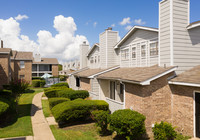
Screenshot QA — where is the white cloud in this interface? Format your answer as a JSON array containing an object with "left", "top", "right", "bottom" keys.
[
  {"left": 93, "top": 22, "right": 97, "bottom": 27},
  {"left": 125, "top": 25, "right": 132, "bottom": 31},
  {"left": 15, "top": 14, "right": 29, "bottom": 21},
  {"left": 134, "top": 19, "right": 146, "bottom": 25},
  {"left": 0, "top": 15, "right": 89, "bottom": 62},
  {"left": 111, "top": 24, "right": 115, "bottom": 27},
  {"left": 119, "top": 17, "right": 131, "bottom": 25}
]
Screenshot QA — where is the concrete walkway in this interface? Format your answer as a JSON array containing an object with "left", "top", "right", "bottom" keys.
[{"left": 31, "top": 92, "right": 55, "bottom": 140}]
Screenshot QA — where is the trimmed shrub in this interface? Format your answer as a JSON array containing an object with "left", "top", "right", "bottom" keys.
[
  {"left": 108, "top": 109, "right": 146, "bottom": 139},
  {"left": 175, "top": 133, "right": 190, "bottom": 140},
  {"left": 32, "top": 77, "right": 44, "bottom": 80},
  {"left": 32, "top": 80, "right": 40, "bottom": 87},
  {"left": 40, "top": 80, "right": 46, "bottom": 87},
  {"left": 0, "top": 98, "right": 10, "bottom": 116},
  {"left": 59, "top": 75, "right": 67, "bottom": 81},
  {"left": 49, "top": 98, "right": 70, "bottom": 109},
  {"left": 56, "top": 90, "right": 89, "bottom": 100},
  {"left": 45, "top": 89, "right": 61, "bottom": 98},
  {"left": 52, "top": 100, "right": 109, "bottom": 124},
  {"left": 51, "top": 82, "right": 69, "bottom": 88},
  {"left": 91, "top": 110, "right": 109, "bottom": 134},
  {"left": 152, "top": 121, "right": 177, "bottom": 140}
]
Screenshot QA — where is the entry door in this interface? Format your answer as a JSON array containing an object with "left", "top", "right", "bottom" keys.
[{"left": 196, "top": 93, "right": 200, "bottom": 138}]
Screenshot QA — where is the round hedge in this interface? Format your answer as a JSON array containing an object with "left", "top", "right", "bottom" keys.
[
  {"left": 56, "top": 90, "right": 89, "bottom": 100},
  {"left": 0, "top": 98, "right": 10, "bottom": 116},
  {"left": 48, "top": 98, "right": 70, "bottom": 109},
  {"left": 108, "top": 109, "right": 146, "bottom": 139},
  {"left": 51, "top": 82, "right": 69, "bottom": 88}
]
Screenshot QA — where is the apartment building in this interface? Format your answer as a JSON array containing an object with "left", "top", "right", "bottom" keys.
[{"left": 69, "top": 0, "right": 200, "bottom": 138}]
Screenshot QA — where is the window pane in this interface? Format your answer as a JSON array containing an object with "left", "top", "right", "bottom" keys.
[
  {"left": 141, "top": 45, "right": 146, "bottom": 58},
  {"left": 132, "top": 47, "right": 136, "bottom": 58},
  {"left": 20, "top": 61, "right": 25, "bottom": 68},
  {"left": 150, "top": 42, "right": 158, "bottom": 56}
]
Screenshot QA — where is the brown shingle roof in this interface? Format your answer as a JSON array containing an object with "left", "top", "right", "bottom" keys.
[
  {"left": 0, "top": 48, "right": 12, "bottom": 53},
  {"left": 171, "top": 65, "right": 200, "bottom": 84},
  {"left": 33, "top": 58, "right": 58, "bottom": 64},
  {"left": 98, "top": 65, "right": 176, "bottom": 84},
  {"left": 11, "top": 51, "right": 33, "bottom": 60}
]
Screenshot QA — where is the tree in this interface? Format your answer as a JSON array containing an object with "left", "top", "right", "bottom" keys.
[{"left": 58, "top": 64, "right": 62, "bottom": 71}]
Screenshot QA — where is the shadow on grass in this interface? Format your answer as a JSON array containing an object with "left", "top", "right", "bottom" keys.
[
  {"left": 59, "top": 119, "right": 95, "bottom": 128},
  {"left": 23, "top": 89, "right": 35, "bottom": 94}
]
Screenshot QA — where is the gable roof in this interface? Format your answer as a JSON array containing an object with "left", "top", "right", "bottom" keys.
[
  {"left": 169, "top": 65, "right": 200, "bottom": 87},
  {"left": 187, "top": 20, "right": 200, "bottom": 30},
  {"left": 33, "top": 58, "right": 58, "bottom": 64},
  {"left": 97, "top": 65, "right": 177, "bottom": 85},
  {"left": 74, "top": 66, "right": 119, "bottom": 78},
  {"left": 114, "top": 26, "right": 158, "bottom": 49},
  {"left": 68, "top": 67, "right": 89, "bottom": 76},
  {"left": 0, "top": 48, "right": 12, "bottom": 54},
  {"left": 86, "top": 43, "right": 99, "bottom": 57},
  {"left": 11, "top": 51, "right": 33, "bottom": 60}
]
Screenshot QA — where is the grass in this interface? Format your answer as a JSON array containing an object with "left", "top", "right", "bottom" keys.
[
  {"left": 50, "top": 123, "right": 112, "bottom": 140},
  {"left": 42, "top": 99, "right": 52, "bottom": 117},
  {"left": 0, "top": 88, "right": 43, "bottom": 138}
]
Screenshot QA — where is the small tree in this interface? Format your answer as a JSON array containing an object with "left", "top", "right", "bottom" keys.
[{"left": 9, "top": 79, "right": 29, "bottom": 104}]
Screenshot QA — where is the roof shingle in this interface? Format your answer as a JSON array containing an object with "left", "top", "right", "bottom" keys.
[
  {"left": 11, "top": 51, "right": 33, "bottom": 60},
  {"left": 33, "top": 58, "right": 58, "bottom": 64}
]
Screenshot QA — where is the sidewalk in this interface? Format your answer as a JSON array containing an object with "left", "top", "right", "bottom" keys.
[{"left": 31, "top": 92, "right": 55, "bottom": 140}]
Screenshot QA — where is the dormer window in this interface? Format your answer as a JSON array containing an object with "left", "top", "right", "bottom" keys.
[
  {"left": 141, "top": 44, "right": 146, "bottom": 58},
  {"left": 121, "top": 48, "right": 129, "bottom": 60},
  {"left": 150, "top": 42, "right": 158, "bottom": 56},
  {"left": 90, "top": 57, "right": 94, "bottom": 63},
  {"left": 132, "top": 47, "right": 136, "bottom": 59}
]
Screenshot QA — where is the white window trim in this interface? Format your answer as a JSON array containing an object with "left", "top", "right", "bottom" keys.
[
  {"left": 149, "top": 41, "right": 159, "bottom": 57},
  {"left": 121, "top": 47, "right": 129, "bottom": 61}
]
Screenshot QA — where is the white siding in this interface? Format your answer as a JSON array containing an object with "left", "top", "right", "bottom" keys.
[
  {"left": 119, "top": 30, "right": 158, "bottom": 68},
  {"left": 80, "top": 43, "right": 89, "bottom": 69},
  {"left": 100, "top": 32, "right": 107, "bottom": 68},
  {"left": 88, "top": 47, "right": 100, "bottom": 69}
]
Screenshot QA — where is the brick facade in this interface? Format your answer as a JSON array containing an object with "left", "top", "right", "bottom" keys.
[
  {"left": 52, "top": 64, "right": 58, "bottom": 77},
  {"left": 0, "top": 54, "right": 11, "bottom": 88},
  {"left": 80, "top": 77, "right": 91, "bottom": 91}
]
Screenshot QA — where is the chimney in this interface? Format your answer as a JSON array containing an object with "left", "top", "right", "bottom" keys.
[
  {"left": 1, "top": 40, "right": 3, "bottom": 48},
  {"left": 79, "top": 42, "right": 89, "bottom": 69},
  {"left": 105, "top": 27, "right": 112, "bottom": 31},
  {"left": 34, "top": 54, "right": 41, "bottom": 62}
]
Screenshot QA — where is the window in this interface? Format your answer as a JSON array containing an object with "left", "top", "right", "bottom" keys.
[
  {"left": 150, "top": 42, "right": 158, "bottom": 56},
  {"left": 95, "top": 56, "right": 97, "bottom": 63},
  {"left": 110, "top": 81, "right": 115, "bottom": 100},
  {"left": 120, "top": 83, "right": 124, "bottom": 95},
  {"left": 90, "top": 57, "right": 94, "bottom": 63},
  {"left": 19, "top": 75, "right": 25, "bottom": 79},
  {"left": 98, "top": 55, "right": 100, "bottom": 62},
  {"left": 20, "top": 61, "right": 25, "bottom": 68},
  {"left": 141, "top": 45, "right": 146, "bottom": 58},
  {"left": 76, "top": 77, "right": 80, "bottom": 87},
  {"left": 132, "top": 47, "right": 136, "bottom": 59},
  {"left": 121, "top": 49, "right": 129, "bottom": 60}
]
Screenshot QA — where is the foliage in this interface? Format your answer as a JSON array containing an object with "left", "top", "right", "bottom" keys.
[
  {"left": 0, "top": 98, "right": 10, "bottom": 116},
  {"left": 40, "top": 80, "right": 46, "bottom": 88},
  {"left": 56, "top": 89, "right": 89, "bottom": 100},
  {"left": 9, "top": 79, "right": 29, "bottom": 103},
  {"left": 152, "top": 121, "right": 177, "bottom": 140},
  {"left": 51, "top": 100, "right": 109, "bottom": 124},
  {"left": 59, "top": 75, "right": 67, "bottom": 81},
  {"left": 44, "top": 88, "right": 62, "bottom": 98},
  {"left": 175, "top": 133, "right": 191, "bottom": 140},
  {"left": 49, "top": 98, "right": 70, "bottom": 109},
  {"left": 91, "top": 110, "right": 109, "bottom": 134},
  {"left": 108, "top": 109, "right": 146, "bottom": 140},
  {"left": 51, "top": 82, "right": 69, "bottom": 88},
  {"left": 32, "top": 77, "right": 44, "bottom": 80},
  {"left": 32, "top": 80, "right": 40, "bottom": 87},
  {"left": 42, "top": 100, "right": 51, "bottom": 118},
  {"left": 58, "top": 64, "right": 62, "bottom": 71}
]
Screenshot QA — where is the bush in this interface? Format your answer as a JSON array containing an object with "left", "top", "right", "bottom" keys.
[
  {"left": 45, "top": 89, "right": 62, "bottom": 98},
  {"left": 49, "top": 98, "right": 70, "bottom": 109},
  {"left": 52, "top": 100, "right": 109, "bottom": 124},
  {"left": 32, "top": 80, "right": 40, "bottom": 87},
  {"left": 175, "top": 133, "right": 190, "bottom": 140},
  {"left": 152, "top": 121, "right": 177, "bottom": 140},
  {"left": 91, "top": 110, "right": 109, "bottom": 134},
  {"left": 56, "top": 90, "right": 89, "bottom": 100},
  {"left": 108, "top": 109, "right": 146, "bottom": 139},
  {"left": 51, "top": 82, "right": 69, "bottom": 88},
  {"left": 40, "top": 80, "right": 46, "bottom": 87},
  {"left": 0, "top": 98, "right": 10, "bottom": 116},
  {"left": 59, "top": 75, "right": 67, "bottom": 81}
]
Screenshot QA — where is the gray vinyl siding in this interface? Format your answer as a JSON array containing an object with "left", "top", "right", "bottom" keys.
[
  {"left": 88, "top": 47, "right": 100, "bottom": 69},
  {"left": 159, "top": 0, "right": 171, "bottom": 67},
  {"left": 119, "top": 30, "right": 158, "bottom": 68}
]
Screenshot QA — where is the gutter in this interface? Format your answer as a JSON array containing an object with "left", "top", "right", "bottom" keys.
[{"left": 169, "top": 81, "right": 200, "bottom": 88}]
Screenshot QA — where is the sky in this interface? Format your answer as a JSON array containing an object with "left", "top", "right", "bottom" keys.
[{"left": 0, "top": 0, "right": 200, "bottom": 63}]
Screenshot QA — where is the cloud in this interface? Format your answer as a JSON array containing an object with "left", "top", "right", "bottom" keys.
[
  {"left": 119, "top": 17, "right": 131, "bottom": 25},
  {"left": 134, "top": 19, "right": 146, "bottom": 25},
  {"left": 111, "top": 24, "right": 115, "bottom": 27},
  {"left": 0, "top": 15, "right": 89, "bottom": 63},
  {"left": 93, "top": 22, "right": 97, "bottom": 27},
  {"left": 15, "top": 14, "right": 29, "bottom": 21},
  {"left": 125, "top": 25, "right": 132, "bottom": 31}
]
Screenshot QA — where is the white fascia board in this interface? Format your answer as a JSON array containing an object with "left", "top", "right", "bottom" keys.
[
  {"left": 187, "top": 23, "right": 200, "bottom": 30},
  {"left": 169, "top": 81, "right": 200, "bottom": 88},
  {"left": 88, "top": 66, "right": 120, "bottom": 79},
  {"left": 140, "top": 66, "right": 177, "bottom": 85},
  {"left": 114, "top": 26, "right": 158, "bottom": 49}
]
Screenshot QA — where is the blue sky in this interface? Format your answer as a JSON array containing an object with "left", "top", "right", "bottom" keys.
[{"left": 0, "top": 0, "right": 200, "bottom": 62}]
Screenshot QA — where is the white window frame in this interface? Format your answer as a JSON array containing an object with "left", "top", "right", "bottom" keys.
[
  {"left": 141, "top": 44, "right": 147, "bottom": 58},
  {"left": 20, "top": 61, "right": 25, "bottom": 69},
  {"left": 150, "top": 41, "right": 158, "bottom": 57},
  {"left": 90, "top": 57, "right": 94, "bottom": 63},
  {"left": 121, "top": 48, "right": 129, "bottom": 60},
  {"left": 131, "top": 45, "right": 137, "bottom": 59}
]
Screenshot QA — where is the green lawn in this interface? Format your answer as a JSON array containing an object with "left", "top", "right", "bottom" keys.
[
  {"left": 42, "top": 99, "right": 52, "bottom": 117},
  {"left": 50, "top": 124, "right": 112, "bottom": 140},
  {"left": 0, "top": 88, "right": 43, "bottom": 138}
]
